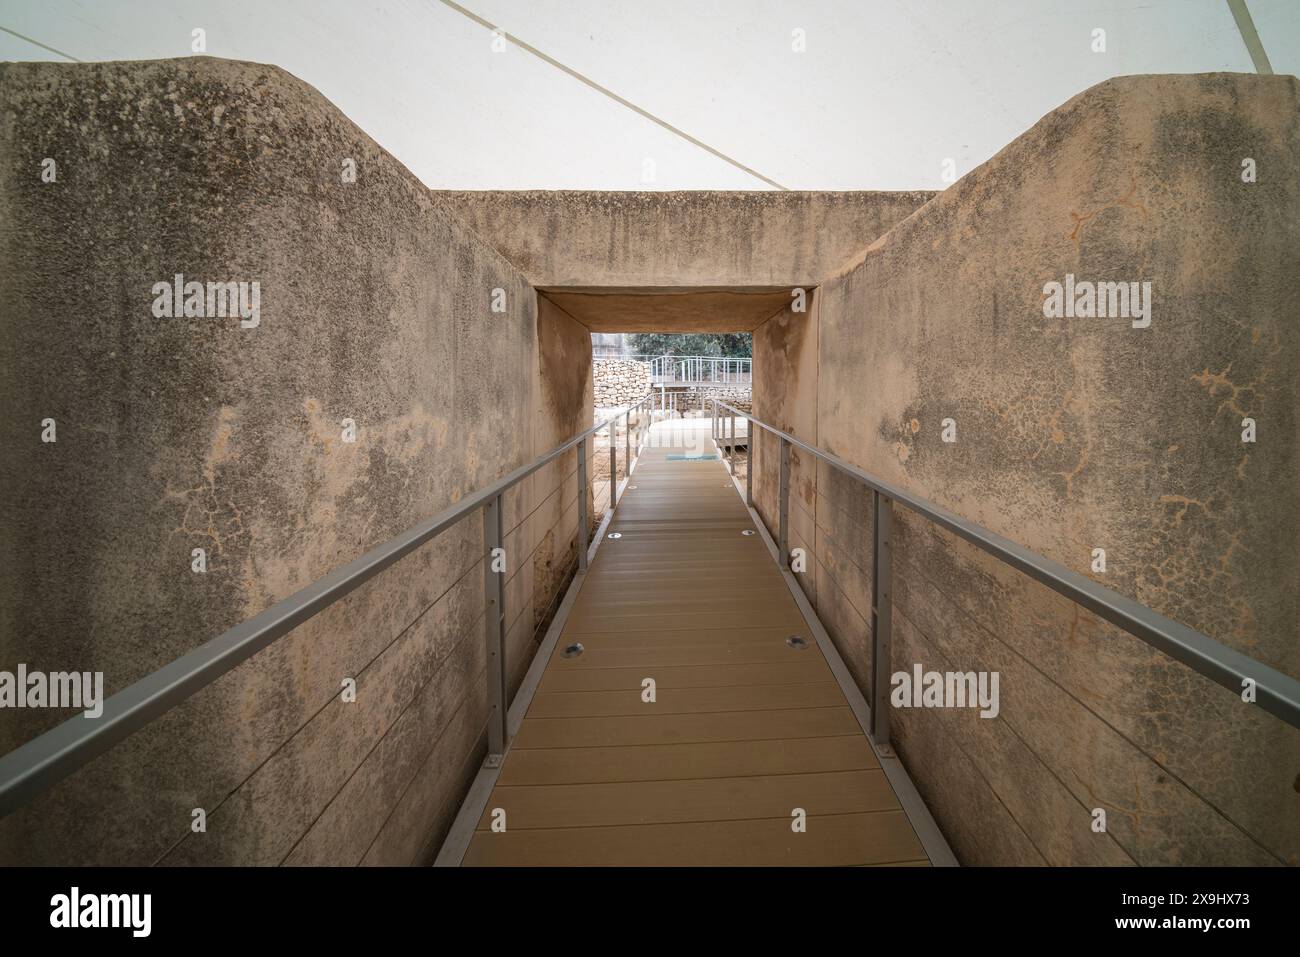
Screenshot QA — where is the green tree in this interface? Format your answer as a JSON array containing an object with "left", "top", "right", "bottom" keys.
[{"left": 627, "top": 332, "right": 751, "bottom": 358}]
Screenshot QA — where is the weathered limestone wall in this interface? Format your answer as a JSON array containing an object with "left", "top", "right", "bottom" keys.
[
  {"left": 0, "top": 58, "right": 588, "bottom": 865},
  {"left": 4, "top": 56, "right": 1294, "bottom": 869},
  {"left": 523, "top": 296, "right": 593, "bottom": 696},
  {"left": 437, "top": 190, "right": 936, "bottom": 288},
  {"left": 753, "top": 73, "right": 1300, "bottom": 865},
  {"left": 752, "top": 297, "right": 820, "bottom": 617}
]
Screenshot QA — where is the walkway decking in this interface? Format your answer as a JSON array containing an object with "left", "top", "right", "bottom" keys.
[{"left": 460, "top": 422, "right": 930, "bottom": 866}]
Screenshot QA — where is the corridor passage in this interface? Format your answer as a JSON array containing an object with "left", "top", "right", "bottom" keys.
[{"left": 460, "top": 421, "right": 931, "bottom": 866}]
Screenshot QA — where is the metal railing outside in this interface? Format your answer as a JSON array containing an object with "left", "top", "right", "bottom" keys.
[
  {"left": 711, "top": 398, "right": 1300, "bottom": 744},
  {"left": 648, "top": 355, "right": 751, "bottom": 386},
  {"left": 0, "top": 393, "right": 659, "bottom": 817}
]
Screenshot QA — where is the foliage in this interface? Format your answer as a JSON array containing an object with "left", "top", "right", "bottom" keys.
[{"left": 626, "top": 332, "right": 751, "bottom": 358}]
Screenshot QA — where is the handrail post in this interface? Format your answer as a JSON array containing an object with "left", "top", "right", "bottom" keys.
[
  {"left": 745, "top": 418, "right": 753, "bottom": 507},
  {"left": 870, "top": 490, "right": 894, "bottom": 751},
  {"left": 577, "top": 438, "right": 589, "bottom": 571},
  {"left": 483, "top": 493, "right": 508, "bottom": 766},
  {"left": 729, "top": 411, "right": 735, "bottom": 472},
  {"left": 12, "top": 401, "right": 1300, "bottom": 821},
  {"left": 778, "top": 436, "right": 791, "bottom": 568},
  {"left": 625, "top": 410, "right": 631, "bottom": 473},
  {"left": 609, "top": 418, "right": 618, "bottom": 510}
]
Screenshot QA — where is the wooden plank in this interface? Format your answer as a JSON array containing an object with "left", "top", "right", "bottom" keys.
[
  {"left": 475, "top": 769, "right": 899, "bottom": 829},
  {"left": 572, "top": 593, "right": 796, "bottom": 614},
  {"left": 512, "top": 707, "right": 861, "bottom": 749},
  {"left": 563, "top": 607, "right": 807, "bottom": 633},
  {"left": 463, "top": 810, "right": 926, "bottom": 866},
  {"left": 579, "top": 575, "right": 783, "bottom": 594},
  {"left": 544, "top": 642, "right": 822, "bottom": 669},
  {"left": 583, "top": 571, "right": 782, "bottom": 588},
  {"left": 529, "top": 682, "right": 843, "bottom": 717},
  {"left": 538, "top": 659, "right": 834, "bottom": 692},
  {"left": 544, "top": 625, "right": 810, "bottom": 649},
  {"left": 585, "top": 559, "right": 778, "bottom": 575},
  {"left": 498, "top": 736, "right": 880, "bottom": 786},
  {"left": 452, "top": 424, "right": 930, "bottom": 867},
  {"left": 593, "top": 542, "right": 767, "bottom": 554}
]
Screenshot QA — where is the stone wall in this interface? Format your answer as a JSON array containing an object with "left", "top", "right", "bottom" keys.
[
  {"left": 438, "top": 190, "right": 936, "bottom": 289},
  {"left": 0, "top": 57, "right": 590, "bottom": 865},
  {"left": 689, "top": 386, "right": 752, "bottom": 417},
  {"left": 593, "top": 357, "right": 651, "bottom": 408},
  {"left": 4, "top": 56, "right": 1294, "bottom": 870},
  {"left": 753, "top": 73, "right": 1300, "bottom": 865}
]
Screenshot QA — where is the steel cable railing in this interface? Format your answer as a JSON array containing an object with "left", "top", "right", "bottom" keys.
[
  {"left": 0, "top": 393, "right": 659, "bottom": 817},
  {"left": 711, "top": 398, "right": 1300, "bottom": 744}
]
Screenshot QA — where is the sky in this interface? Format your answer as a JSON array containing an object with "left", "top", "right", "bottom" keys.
[{"left": 0, "top": 0, "right": 1294, "bottom": 191}]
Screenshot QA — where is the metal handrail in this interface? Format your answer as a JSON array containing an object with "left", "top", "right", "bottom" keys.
[
  {"left": 648, "top": 355, "right": 753, "bottom": 386},
  {"left": 712, "top": 399, "right": 1300, "bottom": 734},
  {"left": 602, "top": 353, "right": 752, "bottom": 362},
  {"left": 0, "top": 393, "right": 659, "bottom": 817},
  {"left": 593, "top": 354, "right": 754, "bottom": 388}
]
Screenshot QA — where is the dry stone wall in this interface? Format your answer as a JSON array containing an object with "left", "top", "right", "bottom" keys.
[
  {"left": 593, "top": 358, "right": 651, "bottom": 407},
  {"left": 664, "top": 385, "right": 752, "bottom": 416}
]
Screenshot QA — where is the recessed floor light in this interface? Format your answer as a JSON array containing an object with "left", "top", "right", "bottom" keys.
[
  {"left": 786, "top": 636, "right": 810, "bottom": 650},
  {"left": 562, "top": 642, "right": 585, "bottom": 658},
  {"left": 741, "top": 530, "right": 755, "bottom": 536},
  {"left": 607, "top": 532, "right": 622, "bottom": 539}
]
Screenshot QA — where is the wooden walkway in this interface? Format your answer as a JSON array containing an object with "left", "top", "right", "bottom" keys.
[{"left": 461, "top": 422, "right": 930, "bottom": 866}]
